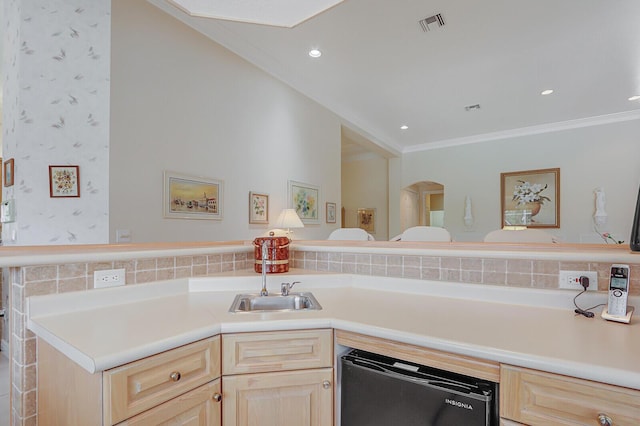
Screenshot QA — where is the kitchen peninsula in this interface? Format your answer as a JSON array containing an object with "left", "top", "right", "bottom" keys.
[{"left": 3, "top": 240, "right": 640, "bottom": 425}]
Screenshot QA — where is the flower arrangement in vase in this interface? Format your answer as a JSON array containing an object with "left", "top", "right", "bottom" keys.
[{"left": 512, "top": 180, "right": 551, "bottom": 217}]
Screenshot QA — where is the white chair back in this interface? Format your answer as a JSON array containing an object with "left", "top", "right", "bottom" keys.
[
  {"left": 400, "top": 226, "right": 452, "bottom": 242},
  {"left": 328, "top": 228, "right": 374, "bottom": 241}
]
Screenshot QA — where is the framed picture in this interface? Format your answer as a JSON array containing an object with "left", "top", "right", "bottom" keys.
[
  {"left": 357, "top": 208, "right": 376, "bottom": 234},
  {"left": 163, "top": 171, "right": 223, "bottom": 220},
  {"left": 288, "top": 180, "right": 320, "bottom": 224},
  {"left": 249, "top": 191, "right": 269, "bottom": 224},
  {"left": 500, "top": 168, "right": 560, "bottom": 228},
  {"left": 49, "top": 165, "right": 80, "bottom": 198},
  {"left": 4, "top": 158, "right": 14, "bottom": 187},
  {"left": 326, "top": 202, "right": 337, "bottom": 224}
]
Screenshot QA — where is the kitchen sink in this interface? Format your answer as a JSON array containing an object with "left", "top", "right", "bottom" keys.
[{"left": 229, "top": 292, "right": 322, "bottom": 313}]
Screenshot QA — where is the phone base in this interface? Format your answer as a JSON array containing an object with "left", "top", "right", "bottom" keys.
[{"left": 601, "top": 306, "right": 634, "bottom": 324}]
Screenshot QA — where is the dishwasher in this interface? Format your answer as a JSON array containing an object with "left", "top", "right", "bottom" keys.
[{"left": 340, "top": 349, "right": 499, "bottom": 426}]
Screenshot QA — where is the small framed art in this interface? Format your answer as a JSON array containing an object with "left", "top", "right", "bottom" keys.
[
  {"left": 357, "top": 208, "right": 376, "bottom": 234},
  {"left": 4, "top": 158, "right": 14, "bottom": 187},
  {"left": 326, "top": 202, "right": 336, "bottom": 223},
  {"left": 49, "top": 165, "right": 80, "bottom": 198},
  {"left": 249, "top": 192, "right": 269, "bottom": 224}
]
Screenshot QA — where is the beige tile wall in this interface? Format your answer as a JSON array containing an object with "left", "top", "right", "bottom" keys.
[
  {"left": 8, "top": 247, "right": 640, "bottom": 425},
  {"left": 291, "top": 250, "right": 640, "bottom": 294},
  {"left": 10, "top": 251, "right": 251, "bottom": 426}
]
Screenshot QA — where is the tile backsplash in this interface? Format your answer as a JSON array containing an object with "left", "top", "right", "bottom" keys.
[{"left": 290, "top": 249, "right": 640, "bottom": 295}]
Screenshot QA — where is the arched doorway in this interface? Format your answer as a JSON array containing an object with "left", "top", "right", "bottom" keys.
[{"left": 400, "top": 181, "right": 444, "bottom": 231}]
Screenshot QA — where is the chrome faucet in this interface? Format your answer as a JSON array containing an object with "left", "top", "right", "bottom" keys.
[
  {"left": 260, "top": 240, "right": 269, "bottom": 296},
  {"left": 281, "top": 281, "right": 300, "bottom": 296}
]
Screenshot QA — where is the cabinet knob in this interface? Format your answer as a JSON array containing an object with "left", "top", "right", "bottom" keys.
[
  {"left": 598, "top": 413, "right": 612, "bottom": 426},
  {"left": 213, "top": 393, "right": 222, "bottom": 402},
  {"left": 322, "top": 380, "right": 331, "bottom": 389},
  {"left": 169, "top": 371, "right": 181, "bottom": 382}
]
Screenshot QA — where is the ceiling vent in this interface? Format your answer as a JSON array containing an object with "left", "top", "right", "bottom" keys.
[{"left": 419, "top": 14, "right": 445, "bottom": 32}]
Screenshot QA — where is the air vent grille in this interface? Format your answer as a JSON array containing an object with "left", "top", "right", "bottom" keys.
[{"left": 419, "top": 13, "right": 445, "bottom": 32}]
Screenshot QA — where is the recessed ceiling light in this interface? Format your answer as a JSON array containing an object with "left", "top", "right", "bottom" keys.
[
  {"left": 308, "top": 49, "right": 322, "bottom": 58},
  {"left": 541, "top": 89, "right": 554, "bottom": 95},
  {"left": 629, "top": 95, "right": 640, "bottom": 101},
  {"left": 400, "top": 125, "right": 409, "bottom": 130}
]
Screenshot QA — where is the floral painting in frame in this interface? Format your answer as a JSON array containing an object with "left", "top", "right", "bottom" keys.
[
  {"left": 249, "top": 192, "right": 269, "bottom": 224},
  {"left": 500, "top": 168, "right": 560, "bottom": 228},
  {"left": 358, "top": 208, "right": 376, "bottom": 234},
  {"left": 49, "top": 165, "right": 80, "bottom": 198},
  {"left": 288, "top": 180, "right": 319, "bottom": 224}
]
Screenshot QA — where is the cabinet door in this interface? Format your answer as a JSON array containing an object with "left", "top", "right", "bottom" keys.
[
  {"left": 120, "top": 379, "right": 221, "bottom": 426},
  {"left": 223, "top": 368, "right": 333, "bottom": 426}
]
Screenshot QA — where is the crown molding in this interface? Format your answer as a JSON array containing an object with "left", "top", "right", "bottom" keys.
[{"left": 403, "top": 109, "right": 640, "bottom": 153}]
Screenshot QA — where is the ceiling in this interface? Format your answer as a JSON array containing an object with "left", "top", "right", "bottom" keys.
[{"left": 148, "top": 0, "right": 640, "bottom": 156}]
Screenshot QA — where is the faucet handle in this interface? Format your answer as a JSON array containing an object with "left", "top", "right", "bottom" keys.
[{"left": 281, "top": 281, "right": 301, "bottom": 296}]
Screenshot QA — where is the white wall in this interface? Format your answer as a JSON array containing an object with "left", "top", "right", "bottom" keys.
[
  {"left": 399, "top": 188, "right": 419, "bottom": 235},
  {"left": 2, "top": 0, "right": 111, "bottom": 246},
  {"left": 399, "top": 119, "right": 640, "bottom": 243},
  {"left": 341, "top": 155, "right": 389, "bottom": 240},
  {"left": 110, "top": 0, "right": 341, "bottom": 242}
]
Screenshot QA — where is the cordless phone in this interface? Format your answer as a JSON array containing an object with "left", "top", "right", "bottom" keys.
[{"left": 607, "top": 264, "right": 629, "bottom": 317}]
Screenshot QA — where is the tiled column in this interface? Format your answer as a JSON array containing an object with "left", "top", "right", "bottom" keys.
[{"left": 10, "top": 249, "right": 250, "bottom": 425}]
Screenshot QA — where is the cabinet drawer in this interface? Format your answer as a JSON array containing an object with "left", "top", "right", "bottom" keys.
[
  {"left": 104, "top": 336, "right": 221, "bottom": 425},
  {"left": 500, "top": 364, "right": 640, "bottom": 426},
  {"left": 117, "top": 379, "right": 221, "bottom": 425},
  {"left": 222, "top": 329, "right": 332, "bottom": 375}
]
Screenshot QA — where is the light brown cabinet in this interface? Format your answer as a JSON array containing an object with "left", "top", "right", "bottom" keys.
[
  {"left": 37, "top": 336, "right": 222, "bottom": 426},
  {"left": 500, "top": 364, "right": 640, "bottom": 426},
  {"left": 120, "top": 379, "right": 221, "bottom": 425},
  {"left": 222, "top": 329, "right": 334, "bottom": 426}
]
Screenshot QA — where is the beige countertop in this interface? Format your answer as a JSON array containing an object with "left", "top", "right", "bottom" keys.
[{"left": 27, "top": 271, "right": 640, "bottom": 390}]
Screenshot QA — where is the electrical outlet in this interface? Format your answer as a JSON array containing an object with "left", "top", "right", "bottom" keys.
[
  {"left": 558, "top": 270, "right": 598, "bottom": 291},
  {"left": 94, "top": 268, "right": 126, "bottom": 289}
]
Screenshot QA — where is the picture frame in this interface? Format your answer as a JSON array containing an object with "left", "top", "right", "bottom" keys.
[
  {"left": 326, "top": 202, "right": 337, "bottom": 223},
  {"left": 163, "top": 171, "right": 223, "bottom": 220},
  {"left": 49, "top": 165, "right": 80, "bottom": 198},
  {"left": 500, "top": 168, "right": 560, "bottom": 228},
  {"left": 4, "top": 158, "right": 14, "bottom": 187},
  {"left": 288, "top": 180, "right": 320, "bottom": 224},
  {"left": 249, "top": 191, "right": 269, "bottom": 224},
  {"left": 357, "top": 208, "right": 376, "bottom": 234}
]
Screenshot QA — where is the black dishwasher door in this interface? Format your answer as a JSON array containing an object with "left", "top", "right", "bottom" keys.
[{"left": 340, "top": 350, "right": 498, "bottom": 426}]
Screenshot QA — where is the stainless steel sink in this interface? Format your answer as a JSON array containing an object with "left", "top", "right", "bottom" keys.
[{"left": 229, "top": 292, "right": 322, "bottom": 313}]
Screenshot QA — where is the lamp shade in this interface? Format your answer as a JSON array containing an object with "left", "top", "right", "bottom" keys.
[{"left": 274, "top": 209, "right": 304, "bottom": 229}]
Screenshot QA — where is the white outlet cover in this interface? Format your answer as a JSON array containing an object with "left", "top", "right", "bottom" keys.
[
  {"left": 94, "top": 268, "right": 126, "bottom": 289},
  {"left": 558, "top": 270, "right": 598, "bottom": 291}
]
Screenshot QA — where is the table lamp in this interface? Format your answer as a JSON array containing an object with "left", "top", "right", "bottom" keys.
[{"left": 274, "top": 209, "right": 304, "bottom": 239}]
